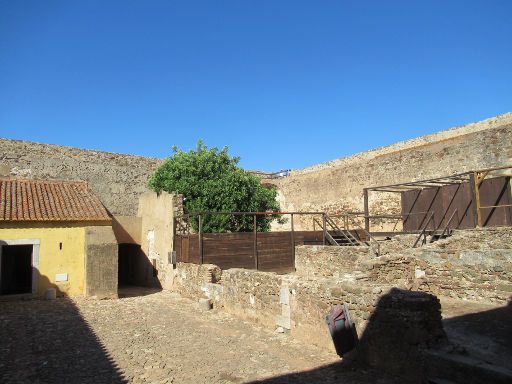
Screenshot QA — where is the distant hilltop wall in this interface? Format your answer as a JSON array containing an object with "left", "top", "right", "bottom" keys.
[
  {"left": 268, "top": 113, "right": 512, "bottom": 229},
  {"left": 0, "top": 138, "right": 163, "bottom": 216}
]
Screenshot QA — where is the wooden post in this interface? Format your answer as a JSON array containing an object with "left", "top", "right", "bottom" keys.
[
  {"left": 475, "top": 173, "right": 483, "bottom": 227},
  {"left": 363, "top": 188, "right": 370, "bottom": 233},
  {"left": 290, "top": 213, "right": 295, "bottom": 264},
  {"left": 253, "top": 214, "right": 258, "bottom": 270},
  {"left": 198, "top": 214, "right": 203, "bottom": 264},
  {"left": 469, "top": 173, "right": 482, "bottom": 227},
  {"left": 322, "top": 213, "right": 327, "bottom": 245}
]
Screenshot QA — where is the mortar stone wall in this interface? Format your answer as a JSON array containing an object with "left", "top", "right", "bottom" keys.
[
  {"left": 138, "top": 192, "right": 183, "bottom": 289},
  {"left": 0, "top": 138, "right": 163, "bottom": 216},
  {"left": 268, "top": 113, "right": 512, "bottom": 230},
  {"left": 295, "top": 228, "right": 512, "bottom": 303},
  {"left": 85, "top": 226, "right": 118, "bottom": 299},
  {"left": 172, "top": 261, "right": 446, "bottom": 382},
  {"left": 173, "top": 262, "right": 392, "bottom": 351}
]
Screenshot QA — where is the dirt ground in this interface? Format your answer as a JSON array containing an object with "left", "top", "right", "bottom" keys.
[
  {"left": 0, "top": 289, "right": 396, "bottom": 384},
  {"left": 440, "top": 297, "right": 512, "bottom": 369}
]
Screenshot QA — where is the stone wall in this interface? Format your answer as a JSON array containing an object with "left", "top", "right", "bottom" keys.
[
  {"left": 174, "top": 263, "right": 282, "bottom": 329},
  {"left": 422, "top": 227, "right": 512, "bottom": 250},
  {"left": 138, "top": 191, "right": 183, "bottom": 289},
  {"left": 268, "top": 113, "right": 512, "bottom": 230},
  {"left": 0, "top": 138, "right": 162, "bottom": 216},
  {"left": 112, "top": 216, "right": 142, "bottom": 244},
  {"left": 173, "top": 262, "right": 390, "bottom": 351},
  {"left": 85, "top": 226, "right": 118, "bottom": 299},
  {"left": 173, "top": 263, "right": 222, "bottom": 299},
  {"left": 295, "top": 228, "right": 512, "bottom": 304},
  {"left": 294, "top": 245, "right": 370, "bottom": 278},
  {"left": 172, "top": 262, "right": 446, "bottom": 382}
]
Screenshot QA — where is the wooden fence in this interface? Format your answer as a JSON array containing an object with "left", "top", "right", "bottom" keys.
[{"left": 174, "top": 231, "right": 324, "bottom": 273}]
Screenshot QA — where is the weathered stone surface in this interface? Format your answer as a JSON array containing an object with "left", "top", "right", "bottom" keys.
[
  {"left": 295, "top": 228, "right": 512, "bottom": 304},
  {"left": 267, "top": 113, "right": 512, "bottom": 231},
  {"left": 295, "top": 245, "right": 370, "bottom": 278},
  {"left": 424, "top": 227, "right": 512, "bottom": 251},
  {"left": 198, "top": 298, "right": 212, "bottom": 310},
  {"left": 173, "top": 262, "right": 441, "bottom": 356},
  {"left": 280, "top": 286, "right": 290, "bottom": 304},
  {"left": 0, "top": 138, "right": 162, "bottom": 216},
  {"left": 276, "top": 314, "right": 292, "bottom": 329},
  {"left": 137, "top": 192, "right": 183, "bottom": 289},
  {"left": 172, "top": 227, "right": 512, "bottom": 381},
  {"left": 85, "top": 226, "right": 118, "bottom": 299}
]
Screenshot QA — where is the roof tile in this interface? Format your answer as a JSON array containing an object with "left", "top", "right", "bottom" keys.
[{"left": 0, "top": 178, "right": 111, "bottom": 222}]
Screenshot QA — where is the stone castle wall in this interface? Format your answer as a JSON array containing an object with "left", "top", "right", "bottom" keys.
[
  {"left": 0, "top": 138, "right": 163, "bottom": 216},
  {"left": 2, "top": 114, "right": 511, "bottom": 220},
  {"left": 267, "top": 113, "right": 512, "bottom": 230}
]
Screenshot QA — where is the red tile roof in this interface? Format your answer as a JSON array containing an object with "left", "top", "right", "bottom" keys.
[{"left": 0, "top": 178, "right": 111, "bottom": 222}]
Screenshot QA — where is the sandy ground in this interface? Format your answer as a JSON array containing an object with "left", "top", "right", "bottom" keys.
[
  {"left": 440, "top": 297, "right": 512, "bottom": 369},
  {"left": 0, "top": 289, "right": 397, "bottom": 384}
]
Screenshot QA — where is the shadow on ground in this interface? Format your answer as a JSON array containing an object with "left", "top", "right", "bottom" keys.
[
  {"left": 247, "top": 360, "right": 386, "bottom": 384},
  {"left": 247, "top": 289, "right": 512, "bottom": 384},
  {"left": 118, "top": 285, "right": 162, "bottom": 298},
  {"left": 0, "top": 276, "right": 127, "bottom": 384},
  {"left": 442, "top": 301, "right": 512, "bottom": 366}
]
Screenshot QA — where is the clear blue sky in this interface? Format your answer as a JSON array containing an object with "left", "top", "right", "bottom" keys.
[{"left": 1, "top": 1, "right": 511, "bottom": 171}]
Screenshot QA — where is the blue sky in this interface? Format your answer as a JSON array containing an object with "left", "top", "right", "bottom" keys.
[{"left": 1, "top": 1, "right": 511, "bottom": 171}]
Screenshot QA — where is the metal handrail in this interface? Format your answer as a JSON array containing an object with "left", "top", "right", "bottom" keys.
[
  {"left": 412, "top": 212, "right": 435, "bottom": 248},
  {"left": 313, "top": 215, "right": 365, "bottom": 247},
  {"left": 438, "top": 209, "right": 459, "bottom": 239},
  {"left": 313, "top": 217, "right": 341, "bottom": 246},
  {"left": 345, "top": 215, "right": 381, "bottom": 256},
  {"left": 328, "top": 210, "right": 441, "bottom": 234},
  {"left": 324, "top": 215, "right": 360, "bottom": 246}
]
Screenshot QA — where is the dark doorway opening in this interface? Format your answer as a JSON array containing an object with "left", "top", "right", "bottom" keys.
[
  {"left": 118, "top": 243, "right": 162, "bottom": 295},
  {"left": 1, "top": 244, "right": 33, "bottom": 295},
  {"left": 118, "top": 243, "right": 142, "bottom": 287}
]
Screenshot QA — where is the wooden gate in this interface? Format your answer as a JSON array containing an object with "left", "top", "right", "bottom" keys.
[{"left": 174, "top": 231, "right": 324, "bottom": 273}]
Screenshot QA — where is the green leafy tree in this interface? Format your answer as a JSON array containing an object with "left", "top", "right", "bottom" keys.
[{"left": 149, "top": 141, "right": 282, "bottom": 233}]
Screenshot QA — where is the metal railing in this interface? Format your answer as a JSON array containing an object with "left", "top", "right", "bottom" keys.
[
  {"left": 345, "top": 215, "right": 381, "bottom": 256},
  {"left": 312, "top": 214, "right": 383, "bottom": 255},
  {"left": 318, "top": 211, "right": 442, "bottom": 236},
  {"left": 438, "top": 209, "right": 459, "bottom": 239},
  {"left": 324, "top": 215, "right": 361, "bottom": 246},
  {"left": 412, "top": 212, "right": 435, "bottom": 248}
]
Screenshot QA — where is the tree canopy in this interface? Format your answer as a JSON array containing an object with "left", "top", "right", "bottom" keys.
[{"left": 148, "top": 141, "right": 281, "bottom": 233}]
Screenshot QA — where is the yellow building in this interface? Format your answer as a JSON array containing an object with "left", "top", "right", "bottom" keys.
[{"left": 0, "top": 178, "right": 118, "bottom": 298}]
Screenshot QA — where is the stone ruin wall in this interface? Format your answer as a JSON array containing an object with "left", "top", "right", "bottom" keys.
[
  {"left": 0, "top": 138, "right": 163, "bottom": 216},
  {"left": 172, "top": 227, "right": 512, "bottom": 381},
  {"left": 173, "top": 260, "right": 447, "bottom": 381},
  {"left": 267, "top": 113, "right": 512, "bottom": 231},
  {"left": 295, "top": 227, "right": 512, "bottom": 304}
]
